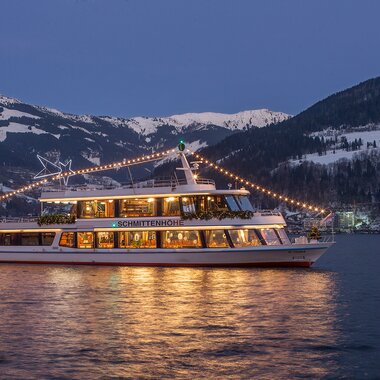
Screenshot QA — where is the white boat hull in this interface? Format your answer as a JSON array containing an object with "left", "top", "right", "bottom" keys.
[{"left": 0, "top": 243, "right": 332, "bottom": 267}]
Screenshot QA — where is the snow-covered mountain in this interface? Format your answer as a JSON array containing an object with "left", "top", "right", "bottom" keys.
[
  {"left": 0, "top": 94, "right": 290, "bottom": 172},
  {"left": 101, "top": 109, "right": 290, "bottom": 136}
]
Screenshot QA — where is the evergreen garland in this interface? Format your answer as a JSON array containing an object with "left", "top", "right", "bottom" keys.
[
  {"left": 38, "top": 214, "right": 76, "bottom": 226},
  {"left": 182, "top": 210, "right": 253, "bottom": 220}
]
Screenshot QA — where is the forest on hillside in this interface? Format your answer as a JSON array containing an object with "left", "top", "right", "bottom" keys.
[{"left": 190, "top": 77, "right": 380, "bottom": 209}]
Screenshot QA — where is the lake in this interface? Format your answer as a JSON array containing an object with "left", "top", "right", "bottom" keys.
[{"left": 0, "top": 234, "right": 379, "bottom": 379}]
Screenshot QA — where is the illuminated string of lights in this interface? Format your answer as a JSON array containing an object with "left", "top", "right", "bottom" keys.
[
  {"left": 186, "top": 148, "right": 328, "bottom": 214},
  {"left": 0, "top": 144, "right": 329, "bottom": 214},
  {"left": 0, "top": 148, "right": 177, "bottom": 202}
]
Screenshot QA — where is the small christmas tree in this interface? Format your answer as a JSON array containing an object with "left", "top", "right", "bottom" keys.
[{"left": 308, "top": 226, "right": 321, "bottom": 240}]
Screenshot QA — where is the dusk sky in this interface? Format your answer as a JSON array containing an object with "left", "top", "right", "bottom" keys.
[{"left": 1, "top": 0, "right": 379, "bottom": 118}]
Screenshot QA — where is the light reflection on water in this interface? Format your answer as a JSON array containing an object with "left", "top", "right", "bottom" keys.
[{"left": 0, "top": 264, "right": 340, "bottom": 379}]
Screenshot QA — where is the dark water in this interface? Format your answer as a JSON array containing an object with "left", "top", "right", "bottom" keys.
[{"left": 0, "top": 235, "right": 379, "bottom": 379}]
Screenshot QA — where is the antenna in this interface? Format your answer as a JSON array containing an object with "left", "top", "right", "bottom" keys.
[{"left": 127, "top": 166, "right": 135, "bottom": 193}]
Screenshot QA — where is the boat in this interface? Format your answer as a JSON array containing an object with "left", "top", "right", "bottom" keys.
[{"left": 0, "top": 146, "right": 333, "bottom": 267}]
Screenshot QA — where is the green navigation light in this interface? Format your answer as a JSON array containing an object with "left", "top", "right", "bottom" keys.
[
  {"left": 112, "top": 222, "right": 117, "bottom": 228},
  {"left": 178, "top": 140, "right": 185, "bottom": 151}
]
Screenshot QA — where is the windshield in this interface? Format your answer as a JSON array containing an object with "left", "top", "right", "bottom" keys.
[
  {"left": 225, "top": 195, "right": 240, "bottom": 211},
  {"left": 235, "top": 196, "right": 254, "bottom": 211}
]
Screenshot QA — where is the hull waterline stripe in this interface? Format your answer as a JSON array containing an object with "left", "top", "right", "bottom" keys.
[
  {"left": 0, "top": 245, "right": 331, "bottom": 254},
  {"left": 0, "top": 260, "right": 313, "bottom": 268}
]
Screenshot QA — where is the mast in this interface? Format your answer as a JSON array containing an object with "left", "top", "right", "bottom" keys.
[{"left": 177, "top": 141, "right": 197, "bottom": 185}]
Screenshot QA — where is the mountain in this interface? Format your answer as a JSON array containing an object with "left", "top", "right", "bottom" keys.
[
  {"left": 277, "top": 76, "right": 380, "bottom": 133},
  {"left": 0, "top": 93, "right": 289, "bottom": 217},
  {"left": 0, "top": 94, "right": 289, "bottom": 172},
  {"left": 191, "top": 77, "right": 380, "bottom": 210},
  {"left": 2, "top": 76, "right": 380, "bottom": 216}
]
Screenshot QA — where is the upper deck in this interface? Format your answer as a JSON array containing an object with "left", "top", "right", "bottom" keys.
[
  {"left": 39, "top": 178, "right": 250, "bottom": 203},
  {"left": 38, "top": 148, "right": 252, "bottom": 203}
]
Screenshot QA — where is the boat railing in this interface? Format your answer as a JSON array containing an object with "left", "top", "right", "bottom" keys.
[
  {"left": 41, "top": 177, "right": 216, "bottom": 192},
  {"left": 292, "top": 234, "right": 335, "bottom": 244},
  {"left": 257, "top": 210, "right": 283, "bottom": 217},
  {"left": 0, "top": 216, "right": 38, "bottom": 223},
  {"left": 319, "top": 235, "right": 336, "bottom": 243}
]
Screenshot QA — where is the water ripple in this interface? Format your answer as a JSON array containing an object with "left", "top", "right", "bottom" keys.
[{"left": 0, "top": 235, "right": 379, "bottom": 379}]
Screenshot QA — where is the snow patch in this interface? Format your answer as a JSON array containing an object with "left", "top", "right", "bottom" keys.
[
  {"left": 153, "top": 139, "right": 207, "bottom": 168},
  {"left": 291, "top": 148, "right": 379, "bottom": 165},
  {"left": 185, "top": 139, "right": 208, "bottom": 152},
  {"left": 69, "top": 125, "right": 92, "bottom": 134},
  {"left": 0, "top": 95, "right": 21, "bottom": 106},
  {"left": 82, "top": 153, "right": 100, "bottom": 166},
  {"left": 0, "top": 107, "right": 40, "bottom": 120},
  {"left": 0, "top": 122, "right": 50, "bottom": 142}
]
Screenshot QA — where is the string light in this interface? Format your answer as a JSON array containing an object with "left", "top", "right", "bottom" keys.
[
  {"left": 0, "top": 144, "right": 328, "bottom": 214},
  {"left": 0, "top": 148, "right": 175, "bottom": 201},
  {"left": 186, "top": 148, "right": 329, "bottom": 214}
]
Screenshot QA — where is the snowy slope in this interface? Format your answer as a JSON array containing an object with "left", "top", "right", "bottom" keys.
[
  {"left": 290, "top": 127, "right": 380, "bottom": 165},
  {"left": 292, "top": 147, "right": 380, "bottom": 165},
  {"left": 169, "top": 109, "right": 289, "bottom": 129}
]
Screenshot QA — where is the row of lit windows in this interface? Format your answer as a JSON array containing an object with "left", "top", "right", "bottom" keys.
[
  {"left": 0, "top": 232, "right": 56, "bottom": 246},
  {"left": 59, "top": 228, "right": 290, "bottom": 249},
  {"left": 43, "top": 195, "right": 254, "bottom": 219}
]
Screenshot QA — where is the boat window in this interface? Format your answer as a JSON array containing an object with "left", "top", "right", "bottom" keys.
[
  {"left": 119, "top": 198, "right": 156, "bottom": 217},
  {"left": 197, "top": 196, "right": 211, "bottom": 212},
  {"left": 21, "top": 233, "right": 40, "bottom": 246},
  {"left": 260, "top": 229, "right": 281, "bottom": 245},
  {"left": 229, "top": 229, "right": 261, "bottom": 247},
  {"left": 0, "top": 233, "right": 20, "bottom": 246},
  {"left": 225, "top": 195, "right": 240, "bottom": 211},
  {"left": 42, "top": 202, "right": 77, "bottom": 216},
  {"left": 41, "top": 232, "right": 56, "bottom": 246},
  {"left": 161, "top": 230, "right": 202, "bottom": 249},
  {"left": 0, "top": 232, "right": 56, "bottom": 246},
  {"left": 119, "top": 231, "right": 156, "bottom": 249},
  {"left": 212, "top": 196, "right": 229, "bottom": 211},
  {"left": 96, "top": 232, "right": 115, "bottom": 248},
  {"left": 196, "top": 196, "right": 228, "bottom": 212},
  {"left": 181, "top": 196, "right": 196, "bottom": 213},
  {"left": 78, "top": 200, "right": 115, "bottom": 218},
  {"left": 234, "top": 196, "right": 254, "bottom": 211},
  {"left": 77, "top": 232, "right": 94, "bottom": 249},
  {"left": 79, "top": 201, "right": 95, "bottom": 218},
  {"left": 205, "top": 230, "right": 229, "bottom": 248},
  {"left": 59, "top": 232, "right": 75, "bottom": 247},
  {"left": 276, "top": 229, "right": 291, "bottom": 244},
  {"left": 162, "top": 197, "right": 180, "bottom": 216}
]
